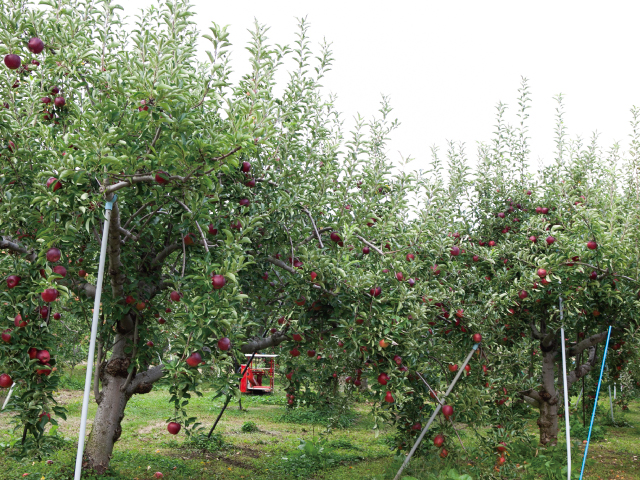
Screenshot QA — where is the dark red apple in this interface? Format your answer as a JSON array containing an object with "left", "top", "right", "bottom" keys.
[
  {"left": 52, "top": 265, "right": 67, "bottom": 277},
  {"left": 377, "top": 373, "right": 389, "bottom": 385},
  {"left": 28, "top": 37, "right": 45, "bottom": 54},
  {"left": 278, "top": 317, "right": 286, "bottom": 325},
  {"left": 211, "top": 274, "right": 225, "bottom": 289},
  {"left": 245, "top": 179, "right": 256, "bottom": 188},
  {"left": 125, "top": 295, "right": 135, "bottom": 304},
  {"left": 28, "top": 347, "right": 38, "bottom": 359},
  {"left": 310, "top": 271, "right": 317, "bottom": 281},
  {"left": 396, "top": 272, "right": 404, "bottom": 281},
  {"left": 186, "top": 352, "right": 202, "bottom": 367},
  {"left": 369, "top": 286, "right": 382, "bottom": 297},
  {"left": 407, "top": 278, "right": 415, "bottom": 287},
  {"left": 14, "top": 314, "right": 28, "bottom": 328},
  {"left": 217, "top": 337, "right": 231, "bottom": 351},
  {"left": 292, "top": 333, "right": 302, "bottom": 342},
  {"left": 1, "top": 329, "right": 11, "bottom": 343},
  {"left": 434, "top": 434, "right": 445, "bottom": 447},
  {"left": 36, "top": 349, "right": 50, "bottom": 364},
  {"left": 355, "top": 318, "right": 364, "bottom": 325},
  {"left": 330, "top": 232, "right": 341, "bottom": 243},
  {"left": 589, "top": 271, "right": 597, "bottom": 280},
  {"left": 136, "top": 301, "right": 146, "bottom": 311},
  {"left": 488, "top": 240, "right": 496, "bottom": 247},
  {"left": 146, "top": 341, "right": 154, "bottom": 347},
  {"left": 290, "top": 347, "right": 300, "bottom": 357},
  {"left": 587, "top": 240, "right": 597, "bottom": 250},
  {"left": 241, "top": 161, "right": 251, "bottom": 173},
  {"left": 6, "top": 275, "right": 21, "bottom": 289},
  {"left": 384, "top": 391, "right": 394, "bottom": 403},
  {"left": 170, "top": 291, "right": 181, "bottom": 302},
  {"left": 442, "top": 405, "right": 453, "bottom": 419},
  {"left": 155, "top": 171, "right": 170, "bottom": 184},
  {"left": 46, "top": 177, "right": 62, "bottom": 191},
  {"left": 4, "top": 54, "right": 21, "bottom": 70},
  {"left": 406, "top": 253, "right": 415, "bottom": 261},
  {"left": 546, "top": 236, "right": 555, "bottom": 245},
  {"left": 362, "top": 246, "right": 370, "bottom": 254},
  {"left": 448, "top": 364, "right": 458, "bottom": 372},
  {"left": 0, "top": 374, "right": 12, "bottom": 388},
  {"left": 472, "top": 333, "right": 482, "bottom": 343},
  {"left": 208, "top": 224, "right": 217, "bottom": 235},
  {"left": 46, "top": 247, "right": 61, "bottom": 263},
  {"left": 450, "top": 246, "right": 460, "bottom": 256},
  {"left": 54, "top": 96, "right": 65, "bottom": 108},
  {"left": 40, "top": 288, "right": 58, "bottom": 303},
  {"left": 239, "top": 198, "right": 250, "bottom": 207},
  {"left": 167, "top": 422, "right": 181, "bottom": 434},
  {"left": 158, "top": 317, "right": 166, "bottom": 324},
  {"left": 39, "top": 306, "right": 49, "bottom": 319},
  {"left": 307, "top": 349, "right": 316, "bottom": 357},
  {"left": 53, "top": 312, "right": 61, "bottom": 320},
  {"left": 537, "top": 268, "right": 547, "bottom": 278},
  {"left": 519, "top": 290, "right": 528, "bottom": 299}
]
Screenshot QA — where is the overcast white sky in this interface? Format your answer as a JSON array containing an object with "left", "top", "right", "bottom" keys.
[{"left": 122, "top": 0, "right": 640, "bottom": 172}]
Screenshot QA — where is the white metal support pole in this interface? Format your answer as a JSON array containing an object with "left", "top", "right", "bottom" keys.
[
  {"left": 1, "top": 382, "right": 16, "bottom": 410},
  {"left": 393, "top": 343, "right": 479, "bottom": 480},
  {"left": 560, "top": 296, "right": 571, "bottom": 480},
  {"left": 74, "top": 194, "right": 117, "bottom": 480},
  {"left": 614, "top": 384, "right": 616, "bottom": 400},
  {"left": 608, "top": 385, "right": 615, "bottom": 424}
]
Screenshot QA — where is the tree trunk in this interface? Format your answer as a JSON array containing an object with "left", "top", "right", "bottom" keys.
[
  {"left": 537, "top": 398, "right": 559, "bottom": 445},
  {"left": 537, "top": 343, "right": 559, "bottom": 445},
  {"left": 84, "top": 367, "right": 131, "bottom": 474}
]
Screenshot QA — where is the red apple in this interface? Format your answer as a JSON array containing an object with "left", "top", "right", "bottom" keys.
[
  {"left": 442, "top": 404, "right": 453, "bottom": 419},
  {"left": 393, "top": 355, "right": 402, "bottom": 365},
  {"left": 183, "top": 234, "right": 194, "bottom": 246},
  {"left": 6, "top": 275, "right": 21, "bottom": 289},
  {"left": 28, "top": 37, "right": 45, "bottom": 54},
  {"left": 290, "top": 347, "right": 300, "bottom": 357},
  {"left": 277, "top": 317, "right": 286, "bottom": 325},
  {"left": 14, "top": 314, "right": 28, "bottom": 328},
  {"left": 589, "top": 271, "right": 597, "bottom": 280},
  {"left": 488, "top": 240, "right": 496, "bottom": 247},
  {"left": 218, "top": 337, "right": 231, "bottom": 351},
  {"left": 136, "top": 301, "right": 146, "bottom": 311},
  {"left": 448, "top": 364, "right": 458, "bottom": 372},
  {"left": 440, "top": 448, "right": 448, "bottom": 458},
  {"left": 78, "top": 269, "right": 87, "bottom": 278},
  {"left": 46, "top": 177, "right": 62, "bottom": 191},
  {"left": 408, "top": 278, "right": 415, "bottom": 287},
  {"left": 330, "top": 232, "right": 341, "bottom": 243},
  {"left": 170, "top": 291, "right": 181, "bottom": 302},
  {"left": 36, "top": 349, "right": 50, "bottom": 364},
  {"left": 450, "top": 246, "right": 460, "bottom": 256},
  {"left": 146, "top": 341, "right": 154, "bottom": 347},
  {"left": 211, "top": 274, "right": 225, "bottom": 289},
  {"left": 310, "top": 271, "right": 317, "bottom": 281},
  {"left": 434, "top": 434, "right": 445, "bottom": 447},
  {"left": 239, "top": 198, "right": 250, "bottom": 207},
  {"left": 546, "top": 236, "right": 555, "bottom": 245},
  {"left": 28, "top": 347, "right": 38, "bottom": 359},
  {"left": 496, "top": 442, "right": 507, "bottom": 453},
  {"left": 154, "top": 473, "right": 164, "bottom": 479},
  {"left": 158, "top": 317, "right": 166, "bottom": 324},
  {"left": 52, "top": 265, "right": 67, "bottom": 277},
  {"left": 125, "top": 295, "right": 135, "bottom": 304},
  {"left": 0, "top": 374, "right": 12, "bottom": 388},
  {"left": 39, "top": 306, "right": 49, "bottom": 319},
  {"left": 406, "top": 253, "right": 415, "bottom": 261},
  {"left": 208, "top": 224, "right": 218, "bottom": 235},
  {"left": 384, "top": 391, "right": 394, "bottom": 403},
  {"left": 396, "top": 272, "right": 404, "bottom": 281},
  {"left": 377, "top": 373, "right": 389, "bottom": 385},
  {"left": 40, "top": 288, "right": 58, "bottom": 303},
  {"left": 362, "top": 246, "right": 370, "bottom": 254},
  {"left": 36, "top": 364, "right": 52, "bottom": 376},
  {"left": 54, "top": 96, "right": 65, "bottom": 108},
  {"left": 165, "top": 307, "right": 172, "bottom": 313},
  {"left": 464, "top": 364, "right": 471, "bottom": 374},
  {"left": 186, "top": 352, "right": 202, "bottom": 367},
  {"left": 4, "top": 54, "right": 21, "bottom": 70},
  {"left": 529, "top": 235, "right": 537, "bottom": 243},
  {"left": 155, "top": 171, "right": 170, "bottom": 184},
  {"left": 369, "top": 286, "right": 382, "bottom": 297},
  {"left": 537, "top": 268, "right": 547, "bottom": 278},
  {"left": 292, "top": 333, "right": 303, "bottom": 342},
  {"left": 46, "top": 247, "right": 61, "bottom": 263},
  {"left": 167, "top": 422, "right": 181, "bottom": 435},
  {"left": 295, "top": 296, "right": 306, "bottom": 306},
  {"left": 1, "top": 329, "right": 11, "bottom": 343},
  {"left": 587, "top": 240, "right": 597, "bottom": 250},
  {"left": 472, "top": 255, "right": 479, "bottom": 262},
  {"left": 307, "top": 349, "right": 316, "bottom": 357},
  {"left": 472, "top": 333, "right": 482, "bottom": 343},
  {"left": 379, "top": 339, "right": 390, "bottom": 348},
  {"left": 245, "top": 179, "right": 256, "bottom": 188},
  {"left": 241, "top": 161, "right": 251, "bottom": 173}
]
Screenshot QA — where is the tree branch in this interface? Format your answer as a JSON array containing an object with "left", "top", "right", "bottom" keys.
[
  {"left": 298, "top": 227, "right": 332, "bottom": 247},
  {"left": 565, "top": 346, "right": 598, "bottom": 387},
  {"left": 355, "top": 235, "right": 384, "bottom": 255},
  {"left": 126, "top": 364, "right": 165, "bottom": 395},
  {"left": 174, "top": 199, "right": 209, "bottom": 253},
  {"left": 151, "top": 243, "right": 182, "bottom": 267},
  {"left": 568, "top": 331, "right": 608, "bottom": 357},
  {"left": 266, "top": 256, "right": 296, "bottom": 274},
  {"left": 107, "top": 200, "right": 126, "bottom": 299},
  {"left": 530, "top": 321, "right": 543, "bottom": 340},
  {"left": 239, "top": 331, "right": 289, "bottom": 354},
  {"left": 302, "top": 207, "right": 324, "bottom": 249},
  {"left": 0, "top": 236, "right": 36, "bottom": 262}
]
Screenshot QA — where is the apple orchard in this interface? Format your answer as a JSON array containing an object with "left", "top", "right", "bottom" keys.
[{"left": 1, "top": 0, "right": 640, "bottom": 476}]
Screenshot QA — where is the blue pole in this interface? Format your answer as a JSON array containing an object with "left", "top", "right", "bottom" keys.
[{"left": 579, "top": 325, "right": 612, "bottom": 480}]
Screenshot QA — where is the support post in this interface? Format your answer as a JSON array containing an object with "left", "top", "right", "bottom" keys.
[
  {"left": 1, "top": 382, "right": 16, "bottom": 410},
  {"left": 579, "top": 325, "right": 612, "bottom": 480},
  {"left": 561, "top": 325, "right": 571, "bottom": 480},
  {"left": 74, "top": 194, "right": 117, "bottom": 480},
  {"left": 393, "top": 344, "right": 479, "bottom": 480},
  {"left": 608, "top": 385, "right": 615, "bottom": 424}
]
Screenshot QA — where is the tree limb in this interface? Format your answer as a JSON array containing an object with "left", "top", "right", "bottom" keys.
[
  {"left": 302, "top": 207, "right": 324, "bottom": 249},
  {"left": 174, "top": 199, "right": 209, "bottom": 253},
  {"left": 126, "top": 364, "right": 165, "bottom": 395},
  {"left": 239, "top": 331, "right": 289, "bottom": 354},
  {"left": 530, "top": 321, "right": 543, "bottom": 340},
  {"left": 568, "top": 331, "right": 608, "bottom": 357},
  {"left": 355, "top": 235, "right": 384, "bottom": 255},
  {"left": 0, "top": 236, "right": 37, "bottom": 262},
  {"left": 297, "top": 227, "right": 332, "bottom": 247},
  {"left": 266, "top": 256, "right": 296, "bottom": 274},
  {"left": 565, "top": 346, "right": 599, "bottom": 388},
  {"left": 151, "top": 243, "right": 182, "bottom": 267},
  {"left": 107, "top": 200, "right": 126, "bottom": 299}
]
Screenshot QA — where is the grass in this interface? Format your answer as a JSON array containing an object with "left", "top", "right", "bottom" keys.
[{"left": 0, "top": 374, "right": 638, "bottom": 480}]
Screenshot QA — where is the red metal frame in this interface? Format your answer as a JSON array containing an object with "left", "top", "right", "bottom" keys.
[{"left": 240, "top": 354, "right": 277, "bottom": 394}]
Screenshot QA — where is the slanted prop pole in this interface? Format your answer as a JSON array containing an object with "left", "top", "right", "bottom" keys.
[
  {"left": 1, "top": 382, "right": 16, "bottom": 410},
  {"left": 74, "top": 194, "right": 117, "bottom": 480},
  {"left": 393, "top": 343, "right": 479, "bottom": 480},
  {"left": 579, "top": 325, "right": 612, "bottom": 480}
]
